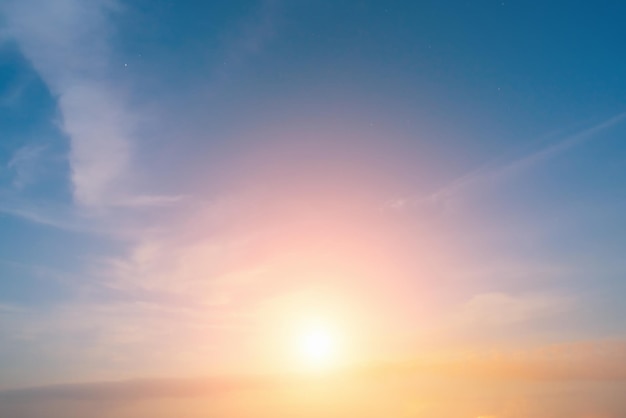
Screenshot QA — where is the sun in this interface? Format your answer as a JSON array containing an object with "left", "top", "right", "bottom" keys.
[
  {"left": 297, "top": 323, "right": 338, "bottom": 369},
  {"left": 302, "top": 328, "right": 333, "bottom": 360}
]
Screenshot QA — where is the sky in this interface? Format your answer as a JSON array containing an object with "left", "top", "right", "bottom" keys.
[{"left": 1, "top": 0, "right": 626, "bottom": 417}]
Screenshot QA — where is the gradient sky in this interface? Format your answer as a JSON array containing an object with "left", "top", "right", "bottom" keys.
[{"left": 1, "top": 1, "right": 626, "bottom": 417}]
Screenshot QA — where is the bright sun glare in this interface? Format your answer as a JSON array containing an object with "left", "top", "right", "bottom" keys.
[{"left": 298, "top": 324, "right": 337, "bottom": 369}]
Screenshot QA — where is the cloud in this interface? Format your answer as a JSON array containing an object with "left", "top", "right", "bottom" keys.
[
  {"left": 0, "top": 375, "right": 283, "bottom": 402},
  {"left": 6, "top": 145, "right": 46, "bottom": 189},
  {"left": 1, "top": 0, "right": 280, "bottom": 214},
  {"left": 441, "top": 339, "right": 626, "bottom": 381},
  {"left": 0, "top": 190, "right": 96, "bottom": 232},
  {"left": 208, "top": 0, "right": 280, "bottom": 89},
  {"left": 3, "top": 338, "right": 626, "bottom": 399},
  {"left": 112, "top": 194, "right": 187, "bottom": 208},
  {"left": 456, "top": 292, "right": 573, "bottom": 326},
  {"left": 0, "top": 297, "right": 241, "bottom": 388},
  {"left": 0, "top": 68, "right": 31, "bottom": 108},
  {"left": 0, "top": 4, "right": 289, "bottom": 386},
  {"left": 1, "top": 338, "right": 626, "bottom": 418},
  {"left": 58, "top": 83, "right": 131, "bottom": 207},
  {"left": 350, "top": 339, "right": 626, "bottom": 383},
  {"left": 430, "top": 111, "right": 626, "bottom": 203},
  {"left": 0, "top": 0, "right": 139, "bottom": 208},
  {"left": 386, "top": 111, "right": 626, "bottom": 212},
  {"left": 0, "top": 303, "right": 27, "bottom": 315}
]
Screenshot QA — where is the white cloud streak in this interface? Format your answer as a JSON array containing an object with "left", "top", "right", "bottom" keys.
[
  {"left": 429, "top": 111, "right": 626, "bottom": 203},
  {"left": 1, "top": 0, "right": 134, "bottom": 208},
  {"left": 385, "top": 111, "right": 626, "bottom": 212},
  {"left": 6, "top": 145, "right": 46, "bottom": 189}
]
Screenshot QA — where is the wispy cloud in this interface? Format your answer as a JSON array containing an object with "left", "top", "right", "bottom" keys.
[
  {"left": 0, "top": 374, "right": 284, "bottom": 402},
  {"left": 0, "top": 297, "right": 238, "bottom": 388},
  {"left": 59, "top": 84, "right": 132, "bottom": 207},
  {"left": 0, "top": 191, "right": 94, "bottom": 232},
  {"left": 6, "top": 145, "right": 46, "bottom": 189},
  {"left": 207, "top": 0, "right": 280, "bottom": 90},
  {"left": 3, "top": 337, "right": 626, "bottom": 398},
  {"left": 430, "top": 111, "right": 626, "bottom": 202},
  {"left": 386, "top": 111, "right": 626, "bottom": 212},
  {"left": 0, "top": 0, "right": 162, "bottom": 209},
  {"left": 0, "top": 67, "right": 32, "bottom": 108},
  {"left": 0, "top": 3, "right": 286, "bottom": 369},
  {"left": 456, "top": 292, "right": 574, "bottom": 326},
  {"left": 1, "top": 0, "right": 279, "bottom": 216},
  {"left": 0, "top": 303, "right": 27, "bottom": 315}
]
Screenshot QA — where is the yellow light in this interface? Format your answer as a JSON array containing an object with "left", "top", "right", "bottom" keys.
[
  {"left": 303, "top": 329, "right": 332, "bottom": 359},
  {"left": 298, "top": 323, "right": 337, "bottom": 369}
]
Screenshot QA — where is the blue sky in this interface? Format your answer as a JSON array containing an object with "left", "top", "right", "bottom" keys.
[{"left": 1, "top": 1, "right": 626, "bottom": 416}]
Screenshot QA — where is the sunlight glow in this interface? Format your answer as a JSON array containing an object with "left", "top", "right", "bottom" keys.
[{"left": 298, "top": 323, "right": 337, "bottom": 369}]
